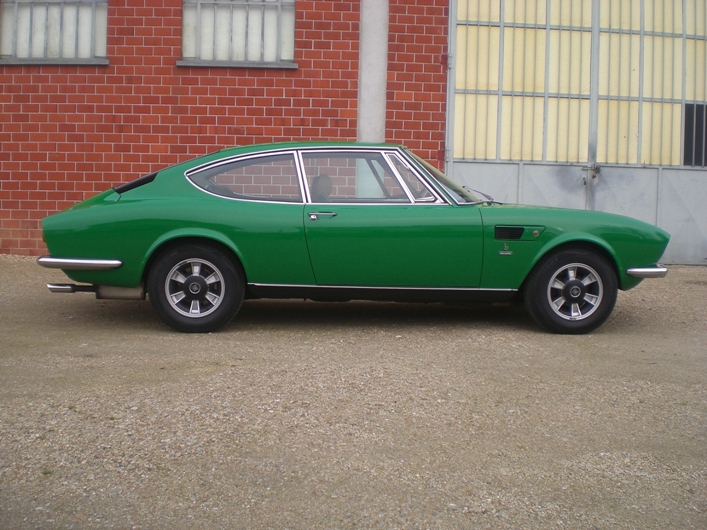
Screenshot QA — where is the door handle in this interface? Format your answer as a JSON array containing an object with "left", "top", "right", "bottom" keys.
[{"left": 308, "top": 212, "right": 338, "bottom": 221}]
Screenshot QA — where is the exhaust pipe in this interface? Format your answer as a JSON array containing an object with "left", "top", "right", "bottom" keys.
[{"left": 47, "top": 283, "right": 145, "bottom": 300}]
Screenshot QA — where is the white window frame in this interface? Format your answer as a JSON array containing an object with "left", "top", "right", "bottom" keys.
[
  {"left": 0, "top": 0, "right": 108, "bottom": 65},
  {"left": 179, "top": 0, "right": 296, "bottom": 69}
]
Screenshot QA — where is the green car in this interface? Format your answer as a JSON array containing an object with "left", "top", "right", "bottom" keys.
[{"left": 38, "top": 142, "right": 669, "bottom": 334}]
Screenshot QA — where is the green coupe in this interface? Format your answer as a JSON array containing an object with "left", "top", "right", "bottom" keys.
[{"left": 38, "top": 142, "right": 669, "bottom": 334}]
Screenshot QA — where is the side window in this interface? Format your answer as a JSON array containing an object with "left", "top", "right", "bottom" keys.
[
  {"left": 388, "top": 154, "right": 437, "bottom": 202},
  {"left": 301, "top": 152, "right": 410, "bottom": 203},
  {"left": 188, "top": 154, "right": 302, "bottom": 202}
]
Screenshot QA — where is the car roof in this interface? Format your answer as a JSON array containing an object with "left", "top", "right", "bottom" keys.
[{"left": 215, "top": 141, "right": 404, "bottom": 157}]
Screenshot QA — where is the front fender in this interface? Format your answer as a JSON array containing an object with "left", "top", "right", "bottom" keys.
[{"left": 529, "top": 232, "right": 622, "bottom": 283}]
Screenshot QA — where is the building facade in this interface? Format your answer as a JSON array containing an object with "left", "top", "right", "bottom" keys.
[{"left": 0, "top": 0, "right": 448, "bottom": 255}]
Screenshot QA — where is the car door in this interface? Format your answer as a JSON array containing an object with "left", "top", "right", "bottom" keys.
[
  {"left": 300, "top": 150, "right": 483, "bottom": 288},
  {"left": 185, "top": 151, "right": 315, "bottom": 285}
]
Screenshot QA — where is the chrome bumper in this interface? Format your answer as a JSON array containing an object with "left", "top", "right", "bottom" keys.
[
  {"left": 37, "top": 256, "right": 122, "bottom": 270},
  {"left": 626, "top": 266, "right": 668, "bottom": 279}
]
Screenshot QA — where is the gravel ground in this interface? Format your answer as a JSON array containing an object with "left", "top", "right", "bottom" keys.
[{"left": 0, "top": 254, "right": 705, "bottom": 529}]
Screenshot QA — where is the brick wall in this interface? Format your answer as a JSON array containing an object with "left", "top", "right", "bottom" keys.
[
  {"left": 0, "top": 0, "right": 448, "bottom": 255},
  {"left": 387, "top": 0, "right": 449, "bottom": 165}
]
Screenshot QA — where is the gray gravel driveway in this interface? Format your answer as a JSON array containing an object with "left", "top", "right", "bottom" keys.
[{"left": 0, "top": 255, "right": 705, "bottom": 529}]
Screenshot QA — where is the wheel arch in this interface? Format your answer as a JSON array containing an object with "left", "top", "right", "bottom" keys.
[
  {"left": 523, "top": 237, "right": 621, "bottom": 292},
  {"left": 141, "top": 232, "right": 248, "bottom": 285}
]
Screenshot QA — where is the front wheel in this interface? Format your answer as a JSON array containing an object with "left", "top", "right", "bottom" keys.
[
  {"left": 148, "top": 244, "right": 244, "bottom": 333},
  {"left": 524, "top": 249, "right": 618, "bottom": 334}
]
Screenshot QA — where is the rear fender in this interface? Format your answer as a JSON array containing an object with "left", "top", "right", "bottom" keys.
[{"left": 142, "top": 229, "right": 248, "bottom": 281}]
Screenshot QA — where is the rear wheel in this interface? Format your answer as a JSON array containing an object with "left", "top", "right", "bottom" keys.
[
  {"left": 524, "top": 248, "right": 617, "bottom": 334},
  {"left": 148, "top": 244, "right": 244, "bottom": 333}
]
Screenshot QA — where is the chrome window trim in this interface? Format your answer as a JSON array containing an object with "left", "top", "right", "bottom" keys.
[
  {"left": 384, "top": 151, "right": 445, "bottom": 204},
  {"left": 403, "top": 148, "right": 481, "bottom": 206},
  {"left": 183, "top": 145, "right": 456, "bottom": 206},
  {"left": 184, "top": 150, "right": 305, "bottom": 204},
  {"left": 298, "top": 148, "right": 445, "bottom": 206}
]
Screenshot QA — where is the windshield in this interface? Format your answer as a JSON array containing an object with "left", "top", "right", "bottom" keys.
[{"left": 406, "top": 151, "right": 482, "bottom": 204}]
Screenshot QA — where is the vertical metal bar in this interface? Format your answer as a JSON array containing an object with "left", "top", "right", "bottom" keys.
[
  {"left": 260, "top": 3, "right": 265, "bottom": 62},
  {"left": 567, "top": 0, "right": 574, "bottom": 162},
  {"left": 485, "top": 0, "right": 493, "bottom": 160},
  {"left": 556, "top": 0, "right": 562, "bottom": 161},
  {"left": 519, "top": 3, "right": 527, "bottom": 162},
  {"left": 587, "top": 0, "right": 601, "bottom": 175},
  {"left": 542, "top": 0, "right": 551, "bottom": 162},
  {"left": 212, "top": 1, "right": 217, "bottom": 60},
  {"left": 510, "top": 0, "right": 518, "bottom": 160},
  {"left": 474, "top": 2, "right": 482, "bottom": 158},
  {"left": 229, "top": 2, "right": 234, "bottom": 61},
  {"left": 637, "top": 0, "right": 645, "bottom": 164},
  {"left": 650, "top": 0, "right": 658, "bottom": 165},
  {"left": 682, "top": 0, "right": 688, "bottom": 165},
  {"left": 276, "top": 0, "right": 282, "bottom": 61},
  {"left": 530, "top": 0, "right": 539, "bottom": 160},
  {"left": 696, "top": 0, "right": 704, "bottom": 166},
  {"left": 28, "top": 0, "right": 34, "bottom": 57},
  {"left": 577, "top": 0, "right": 585, "bottom": 162},
  {"left": 196, "top": 0, "right": 202, "bottom": 59},
  {"left": 445, "top": 0, "right": 458, "bottom": 173},
  {"left": 74, "top": 0, "right": 80, "bottom": 58},
  {"left": 666, "top": 0, "right": 678, "bottom": 165},
  {"left": 658, "top": 0, "right": 666, "bottom": 165},
  {"left": 605, "top": 0, "right": 612, "bottom": 163},
  {"left": 460, "top": 0, "right": 469, "bottom": 159},
  {"left": 628, "top": 0, "right": 633, "bottom": 163},
  {"left": 91, "top": 0, "right": 97, "bottom": 58},
  {"left": 617, "top": 0, "right": 623, "bottom": 163},
  {"left": 496, "top": 0, "right": 506, "bottom": 161},
  {"left": 59, "top": 0, "right": 65, "bottom": 58},
  {"left": 43, "top": 2, "right": 48, "bottom": 58},
  {"left": 244, "top": 1, "right": 249, "bottom": 61},
  {"left": 11, "top": 0, "right": 17, "bottom": 57}
]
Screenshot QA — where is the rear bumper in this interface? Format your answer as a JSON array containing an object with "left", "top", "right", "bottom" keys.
[
  {"left": 626, "top": 266, "right": 668, "bottom": 279},
  {"left": 37, "top": 256, "right": 122, "bottom": 271}
]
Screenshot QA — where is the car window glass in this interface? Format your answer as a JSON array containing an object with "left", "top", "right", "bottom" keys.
[
  {"left": 388, "top": 154, "right": 436, "bottom": 201},
  {"left": 301, "top": 152, "right": 410, "bottom": 203},
  {"left": 188, "top": 154, "right": 302, "bottom": 202}
]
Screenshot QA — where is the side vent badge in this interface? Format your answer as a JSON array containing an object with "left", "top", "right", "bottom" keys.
[{"left": 499, "top": 243, "right": 513, "bottom": 256}]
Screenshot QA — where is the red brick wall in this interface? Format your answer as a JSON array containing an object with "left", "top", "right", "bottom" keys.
[
  {"left": 0, "top": 0, "right": 448, "bottom": 255},
  {"left": 387, "top": 0, "right": 448, "bottom": 165}
]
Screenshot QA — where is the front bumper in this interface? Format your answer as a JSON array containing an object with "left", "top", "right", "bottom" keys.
[{"left": 626, "top": 266, "right": 668, "bottom": 279}]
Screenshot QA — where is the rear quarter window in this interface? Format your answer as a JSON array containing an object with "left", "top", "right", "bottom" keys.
[{"left": 187, "top": 153, "right": 302, "bottom": 203}]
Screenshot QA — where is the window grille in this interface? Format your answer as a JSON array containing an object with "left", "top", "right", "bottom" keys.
[
  {"left": 452, "top": 0, "right": 707, "bottom": 168},
  {"left": 180, "top": 0, "right": 296, "bottom": 67},
  {"left": 0, "top": 0, "right": 108, "bottom": 64}
]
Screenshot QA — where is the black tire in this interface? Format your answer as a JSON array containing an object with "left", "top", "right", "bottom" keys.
[
  {"left": 147, "top": 244, "right": 244, "bottom": 333},
  {"left": 524, "top": 248, "right": 618, "bottom": 334}
]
